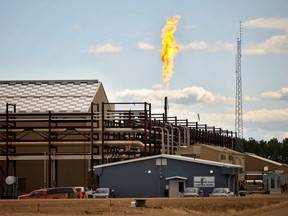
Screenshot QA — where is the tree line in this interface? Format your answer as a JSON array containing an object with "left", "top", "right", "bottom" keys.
[{"left": 236, "top": 137, "right": 288, "bottom": 164}]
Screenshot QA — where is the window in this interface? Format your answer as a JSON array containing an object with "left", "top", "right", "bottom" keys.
[
  {"left": 32, "top": 191, "right": 39, "bottom": 196},
  {"left": 220, "top": 154, "right": 226, "bottom": 161}
]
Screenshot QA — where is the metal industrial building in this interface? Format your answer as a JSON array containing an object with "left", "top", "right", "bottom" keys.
[
  {"left": 176, "top": 143, "right": 245, "bottom": 167},
  {"left": 243, "top": 153, "right": 288, "bottom": 194},
  {"left": 1, "top": 79, "right": 238, "bottom": 196},
  {"left": 175, "top": 143, "right": 288, "bottom": 194},
  {"left": 0, "top": 80, "right": 111, "bottom": 195},
  {"left": 94, "top": 154, "right": 243, "bottom": 198}
]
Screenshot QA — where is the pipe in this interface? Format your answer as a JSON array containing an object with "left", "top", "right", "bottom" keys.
[
  {"left": 187, "top": 127, "right": 191, "bottom": 146},
  {"left": 154, "top": 126, "right": 169, "bottom": 154},
  {"left": 173, "top": 126, "right": 181, "bottom": 151},
  {"left": 164, "top": 128, "right": 169, "bottom": 154},
  {"left": 0, "top": 154, "right": 102, "bottom": 161},
  {"left": 178, "top": 126, "right": 189, "bottom": 146},
  {"left": 165, "top": 124, "right": 173, "bottom": 155},
  {"left": 104, "top": 128, "right": 145, "bottom": 133},
  {"left": 0, "top": 140, "right": 145, "bottom": 150},
  {"left": 32, "top": 128, "right": 146, "bottom": 133}
]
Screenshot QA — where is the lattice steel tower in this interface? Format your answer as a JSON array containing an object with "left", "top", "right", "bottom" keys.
[{"left": 235, "top": 22, "right": 243, "bottom": 139}]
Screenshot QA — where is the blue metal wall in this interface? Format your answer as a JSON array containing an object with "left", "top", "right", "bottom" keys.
[{"left": 95, "top": 156, "right": 240, "bottom": 198}]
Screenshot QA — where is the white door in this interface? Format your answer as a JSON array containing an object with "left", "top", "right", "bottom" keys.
[{"left": 168, "top": 180, "right": 186, "bottom": 197}]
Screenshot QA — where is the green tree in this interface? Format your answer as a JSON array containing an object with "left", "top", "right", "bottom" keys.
[
  {"left": 258, "top": 140, "right": 268, "bottom": 158},
  {"left": 267, "top": 138, "right": 282, "bottom": 162},
  {"left": 242, "top": 138, "right": 262, "bottom": 154},
  {"left": 235, "top": 138, "right": 245, "bottom": 152},
  {"left": 235, "top": 137, "right": 288, "bottom": 164},
  {"left": 281, "top": 138, "right": 288, "bottom": 164}
]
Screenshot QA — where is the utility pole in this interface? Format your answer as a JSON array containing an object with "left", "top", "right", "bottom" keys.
[{"left": 235, "top": 22, "right": 243, "bottom": 139}]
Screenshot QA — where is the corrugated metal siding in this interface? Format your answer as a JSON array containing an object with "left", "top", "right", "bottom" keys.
[{"left": 96, "top": 156, "right": 240, "bottom": 198}]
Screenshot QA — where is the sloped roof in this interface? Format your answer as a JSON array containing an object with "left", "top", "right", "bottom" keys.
[
  {"left": 176, "top": 143, "right": 244, "bottom": 155},
  {"left": 244, "top": 152, "right": 282, "bottom": 166},
  {"left": 199, "top": 144, "right": 244, "bottom": 155},
  {"left": 0, "top": 80, "right": 101, "bottom": 113},
  {"left": 94, "top": 154, "right": 243, "bottom": 169}
]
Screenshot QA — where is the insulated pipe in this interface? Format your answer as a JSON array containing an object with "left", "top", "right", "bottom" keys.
[
  {"left": 165, "top": 124, "right": 182, "bottom": 154},
  {"left": 0, "top": 155, "right": 101, "bottom": 161},
  {"left": 178, "top": 126, "right": 186, "bottom": 146},
  {"left": 179, "top": 126, "right": 190, "bottom": 146},
  {"left": 154, "top": 126, "right": 169, "bottom": 154},
  {"left": 165, "top": 124, "right": 173, "bottom": 155},
  {"left": 187, "top": 127, "right": 191, "bottom": 146},
  {"left": 164, "top": 128, "right": 169, "bottom": 154},
  {"left": 0, "top": 140, "right": 145, "bottom": 150},
  {"left": 172, "top": 126, "right": 181, "bottom": 154},
  {"left": 104, "top": 128, "right": 145, "bottom": 133},
  {"left": 32, "top": 127, "right": 146, "bottom": 133},
  {"left": 103, "top": 140, "right": 145, "bottom": 151},
  {"left": 154, "top": 126, "right": 164, "bottom": 154}
]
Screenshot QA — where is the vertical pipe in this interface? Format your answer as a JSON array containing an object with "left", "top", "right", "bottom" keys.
[
  {"left": 174, "top": 127, "right": 181, "bottom": 151},
  {"left": 44, "top": 152, "right": 47, "bottom": 188},
  {"left": 170, "top": 127, "right": 173, "bottom": 154},
  {"left": 144, "top": 102, "right": 147, "bottom": 156},
  {"left": 161, "top": 128, "right": 165, "bottom": 154},
  {"left": 90, "top": 102, "right": 94, "bottom": 188},
  {"left": 164, "top": 97, "right": 168, "bottom": 124},
  {"left": 52, "top": 150, "right": 56, "bottom": 187},
  {"left": 5, "top": 103, "right": 9, "bottom": 177},
  {"left": 101, "top": 102, "right": 105, "bottom": 164},
  {"left": 12, "top": 104, "right": 16, "bottom": 178},
  {"left": 5, "top": 103, "right": 17, "bottom": 182},
  {"left": 148, "top": 103, "right": 152, "bottom": 155},
  {"left": 164, "top": 128, "right": 169, "bottom": 154},
  {"left": 48, "top": 111, "right": 52, "bottom": 188},
  {"left": 182, "top": 127, "right": 187, "bottom": 146},
  {"left": 187, "top": 127, "right": 190, "bottom": 146},
  {"left": 155, "top": 126, "right": 167, "bottom": 154},
  {"left": 165, "top": 124, "right": 173, "bottom": 155}
]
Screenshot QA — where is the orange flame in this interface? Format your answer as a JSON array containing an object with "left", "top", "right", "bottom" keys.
[{"left": 161, "top": 15, "right": 181, "bottom": 87}]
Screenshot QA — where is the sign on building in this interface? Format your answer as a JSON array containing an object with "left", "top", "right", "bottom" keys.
[{"left": 193, "top": 176, "right": 215, "bottom": 187}]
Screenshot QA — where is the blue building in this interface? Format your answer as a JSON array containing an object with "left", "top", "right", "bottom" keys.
[{"left": 94, "top": 154, "right": 243, "bottom": 197}]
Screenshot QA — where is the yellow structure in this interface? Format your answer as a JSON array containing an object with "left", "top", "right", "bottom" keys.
[{"left": 175, "top": 143, "right": 245, "bottom": 168}]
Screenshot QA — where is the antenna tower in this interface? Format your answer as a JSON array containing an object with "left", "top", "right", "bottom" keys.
[{"left": 235, "top": 22, "right": 243, "bottom": 139}]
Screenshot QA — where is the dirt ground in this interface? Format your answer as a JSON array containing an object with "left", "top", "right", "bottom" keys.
[{"left": 0, "top": 194, "right": 288, "bottom": 216}]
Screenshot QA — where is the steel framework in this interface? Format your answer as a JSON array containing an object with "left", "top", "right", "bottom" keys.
[
  {"left": 235, "top": 22, "right": 243, "bottom": 139},
  {"left": 1, "top": 102, "right": 237, "bottom": 193}
]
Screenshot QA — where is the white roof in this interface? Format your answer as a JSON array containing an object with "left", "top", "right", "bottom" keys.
[
  {"left": 0, "top": 80, "right": 101, "bottom": 113},
  {"left": 166, "top": 176, "right": 188, "bottom": 180},
  {"left": 94, "top": 154, "right": 243, "bottom": 169}
]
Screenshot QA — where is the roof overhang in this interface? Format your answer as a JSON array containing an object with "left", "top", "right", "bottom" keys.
[{"left": 166, "top": 176, "right": 188, "bottom": 181}]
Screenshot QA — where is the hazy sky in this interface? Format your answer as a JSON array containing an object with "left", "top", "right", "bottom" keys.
[{"left": 1, "top": 0, "right": 287, "bottom": 141}]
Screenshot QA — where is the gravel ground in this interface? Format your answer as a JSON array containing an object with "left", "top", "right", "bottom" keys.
[{"left": 0, "top": 194, "right": 288, "bottom": 216}]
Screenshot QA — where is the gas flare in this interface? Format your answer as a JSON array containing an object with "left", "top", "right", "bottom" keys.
[{"left": 161, "top": 15, "right": 180, "bottom": 87}]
